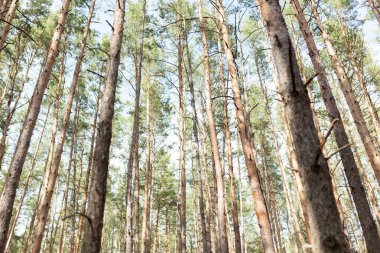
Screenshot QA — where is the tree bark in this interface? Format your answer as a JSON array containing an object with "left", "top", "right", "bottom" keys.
[
  {"left": 0, "top": 1, "right": 72, "bottom": 250},
  {"left": 257, "top": 0, "right": 350, "bottom": 251},
  {"left": 125, "top": 1, "right": 146, "bottom": 251},
  {"left": 215, "top": 0, "right": 275, "bottom": 252},
  {"left": 81, "top": 0, "right": 125, "bottom": 252},
  {"left": 74, "top": 86, "right": 100, "bottom": 253},
  {"left": 217, "top": 31, "right": 242, "bottom": 253},
  {"left": 0, "top": 0, "right": 19, "bottom": 52},
  {"left": 290, "top": 0, "right": 380, "bottom": 250},
  {"left": 141, "top": 82, "right": 152, "bottom": 253},
  {"left": 309, "top": 0, "right": 380, "bottom": 185},
  {"left": 177, "top": 2, "right": 186, "bottom": 252}
]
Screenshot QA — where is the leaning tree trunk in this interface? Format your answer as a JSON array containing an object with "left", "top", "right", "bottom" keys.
[
  {"left": 290, "top": 0, "right": 380, "bottom": 250},
  {"left": 81, "top": 0, "right": 125, "bottom": 252},
  {"left": 214, "top": 0, "right": 275, "bottom": 252},
  {"left": 0, "top": 0, "right": 18, "bottom": 52},
  {"left": 257, "top": 0, "right": 350, "bottom": 251},
  {"left": 0, "top": 1, "right": 72, "bottom": 250},
  {"left": 309, "top": 0, "right": 380, "bottom": 185}
]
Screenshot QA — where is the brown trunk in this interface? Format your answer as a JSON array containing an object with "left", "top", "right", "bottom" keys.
[
  {"left": 141, "top": 82, "right": 152, "bottom": 253},
  {"left": 216, "top": 26, "right": 242, "bottom": 253},
  {"left": 0, "top": 1, "right": 72, "bottom": 250},
  {"left": 336, "top": 16, "right": 380, "bottom": 144},
  {"left": 177, "top": 3, "right": 186, "bottom": 252},
  {"left": 215, "top": 0, "right": 275, "bottom": 251},
  {"left": 74, "top": 86, "right": 100, "bottom": 253},
  {"left": 257, "top": 55, "right": 306, "bottom": 251},
  {"left": 310, "top": 0, "right": 380, "bottom": 185},
  {"left": 133, "top": 150, "right": 140, "bottom": 253},
  {"left": 257, "top": 0, "right": 350, "bottom": 251},
  {"left": 81, "top": 0, "right": 125, "bottom": 252},
  {"left": 57, "top": 127, "right": 76, "bottom": 253},
  {"left": 0, "top": 0, "right": 19, "bottom": 52},
  {"left": 292, "top": 0, "right": 380, "bottom": 249},
  {"left": 125, "top": 1, "right": 146, "bottom": 251},
  {"left": 199, "top": 0, "right": 232, "bottom": 250},
  {"left": 152, "top": 205, "right": 160, "bottom": 253},
  {"left": 3, "top": 104, "right": 49, "bottom": 253},
  {"left": 32, "top": 38, "right": 68, "bottom": 253}
]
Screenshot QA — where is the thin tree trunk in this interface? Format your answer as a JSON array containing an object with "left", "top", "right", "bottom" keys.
[
  {"left": 0, "top": 0, "right": 19, "bottom": 52},
  {"left": 74, "top": 86, "right": 101, "bottom": 253},
  {"left": 215, "top": 0, "right": 275, "bottom": 251},
  {"left": 217, "top": 31, "right": 242, "bottom": 253},
  {"left": 185, "top": 25, "right": 209, "bottom": 253},
  {"left": 177, "top": 2, "right": 186, "bottom": 252},
  {"left": 32, "top": 37, "right": 69, "bottom": 252},
  {"left": 141, "top": 82, "right": 152, "bottom": 253},
  {"left": 0, "top": 1, "right": 72, "bottom": 250},
  {"left": 3, "top": 104, "right": 49, "bottom": 253},
  {"left": 152, "top": 205, "right": 160, "bottom": 253},
  {"left": 310, "top": 0, "right": 380, "bottom": 185},
  {"left": 0, "top": 49, "right": 35, "bottom": 167},
  {"left": 198, "top": 1, "right": 228, "bottom": 251},
  {"left": 124, "top": 1, "right": 146, "bottom": 251},
  {"left": 257, "top": 0, "right": 350, "bottom": 251},
  {"left": 336, "top": 15, "right": 380, "bottom": 143},
  {"left": 81, "top": 0, "right": 125, "bottom": 251}
]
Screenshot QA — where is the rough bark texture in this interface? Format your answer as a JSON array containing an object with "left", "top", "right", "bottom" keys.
[
  {"left": 257, "top": 0, "right": 350, "bottom": 251},
  {"left": 309, "top": 0, "right": 380, "bottom": 185},
  {"left": 290, "top": 0, "right": 380, "bottom": 250},
  {"left": 215, "top": 0, "right": 275, "bottom": 252},
  {"left": 367, "top": 0, "right": 380, "bottom": 24},
  {"left": 81, "top": 0, "right": 125, "bottom": 252},
  {"left": 0, "top": 1, "right": 72, "bottom": 251}
]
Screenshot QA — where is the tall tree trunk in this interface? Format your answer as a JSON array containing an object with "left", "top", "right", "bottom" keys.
[
  {"left": 184, "top": 22, "right": 209, "bottom": 252},
  {"left": 177, "top": 2, "right": 186, "bottom": 252},
  {"left": 336, "top": 15, "right": 380, "bottom": 144},
  {"left": 3, "top": 104, "right": 49, "bottom": 253},
  {"left": 257, "top": 54, "right": 306, "bottom": 251},
  {"left": 141, "top": 82, "right": 152, "bottom": 253},
  {"left": 0, "top": 1, "right": 72, "bottom": 250},
  {"left": 0, "top": 0, "right": 19, "bottom": 52},
  {"left": 74, "top": 86, "right": 101, "bottom": 253},
  {"left": 309, "top": 0, "right": 380, "bottom": 185},
  {"left": 32, "top": 37, "right": 69, "bottom": 253},
  {"left": 81, "top": 0, "right": 125, "bottom": 251},
  {"left": 125, "top": 1, "right": 146, "bottom": 251},
  {"left": 290, "top": 0, "right": 380, "bottom": 250},
  {"left": 217, "top": 31, "right": 242, "bottom": 253},
  {"left": 215, "top": 0, "right": 275, "bottom": 251},
  {"left": 199, "top": 0, "right": 228, "bottom": 251},
  {"left": 257, "top": 0, "right": 350, "bottom": 251}
]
